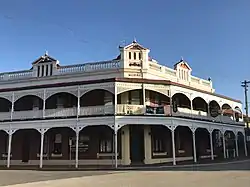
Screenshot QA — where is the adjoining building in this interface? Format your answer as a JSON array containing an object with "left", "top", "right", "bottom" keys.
[{"left": 0, "top": 40, "right": 247, "bottom": 168}]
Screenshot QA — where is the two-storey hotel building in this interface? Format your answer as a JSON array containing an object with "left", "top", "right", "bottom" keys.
[{"left": 0, "top": 40, "right": 247, "bottom": 169}]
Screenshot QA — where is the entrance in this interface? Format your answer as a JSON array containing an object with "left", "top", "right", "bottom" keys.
[
  {"left": 129, "top": 125, "right": 145, "bottom": 164},
  {"left": 21, "top": 132, "right": 30, "bottom": 162}
]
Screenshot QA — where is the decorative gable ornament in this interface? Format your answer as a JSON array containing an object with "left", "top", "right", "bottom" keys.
[
  {"left": 32, "top": 52, "right": 59, "bottom": 65},
  {"left": 123, "top": 39, "right": 148, "bottom": 51},
  {"left": 174, "top": 57, "right": 192, "bottom": 71}
]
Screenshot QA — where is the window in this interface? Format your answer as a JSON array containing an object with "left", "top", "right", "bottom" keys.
[
  {"left": 177, "top": 131, "right": 184, "bottom": 150},
  {"left": 152, "top": 138, "right": 164, "bottom": 152},
  {"left": 41, "top": 65, "right": 44, "bottom": 77},
  {"left": 104, "top": 91, "right": 113, "bottom": 105},
  {"left": 99, "top": 139, "right": 112, "bottom": 153},
  {"left": 53, "top": 133, "right": 62, "bottom": 154},
  {"left": 139, "top": 52, "right": 142, "bottom": 60},
  {"left": 129, "top": 52, "right": 131, "bottom": 59},
  {"left": 37, "top": 66, "right": 41, "bottom": 77},
  {"left": 50, "top": 64, "right": 53, "bottom": 76},
  {"left": 129, "top": 90, "right": 141, "bottom": 105},
  {"left": 33, "top": 98, "right": 39, "bottom": 109},
  {"left": 57, "top": 96, "right": 64, "bottom": 108},
  {"left": 134, "top": 52, "right": 136, "bottom": 60},
  {"left": 46, "top": 64, "right": 49, "bottom": 76}
]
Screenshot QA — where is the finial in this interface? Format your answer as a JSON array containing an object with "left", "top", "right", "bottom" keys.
[
  {"left": 133, "top": 37, "right": 137, "bottom": 43},
  {"left": 180, "top": 56, "right": 184, "bottom": 61},
  {"left": 45, "top": 50, "right": 48, "bottom": 56}
]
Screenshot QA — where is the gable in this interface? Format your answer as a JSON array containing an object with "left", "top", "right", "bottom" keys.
[
  {"left": 180, "top": 63, "right": 190, "bottom": 70},
  {"left": 126, "top": 43, "right": 147, "bottom": 50},
  {"left": 124, "top": 40, "right": 148, "bottom": 51},
  {"left": 32, "top": 54, "right": 57, "bottom": 65},
  {"left": 174, "top": 58, "right": 192, "bottom": 71}
]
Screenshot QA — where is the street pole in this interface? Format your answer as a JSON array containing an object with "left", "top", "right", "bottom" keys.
[{"left": 241, "top": 80, "right": 250, "bottom": 129}]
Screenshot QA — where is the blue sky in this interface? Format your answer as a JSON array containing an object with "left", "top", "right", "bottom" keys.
[{"left": 0, "top": 0, "right": 249, "bottom": 108}]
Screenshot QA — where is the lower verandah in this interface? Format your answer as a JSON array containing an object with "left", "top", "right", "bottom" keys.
[{"left": 0, "top": 125, "right": 247, "bottom": 167}]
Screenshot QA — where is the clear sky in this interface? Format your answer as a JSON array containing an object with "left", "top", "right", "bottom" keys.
[{"left": 0, "top": 0, "right": 249, "bottom": 108}]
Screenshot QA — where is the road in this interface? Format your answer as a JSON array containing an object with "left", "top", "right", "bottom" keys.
[{"left": 0, "top": 159, "right": 249, "bottom": 187}]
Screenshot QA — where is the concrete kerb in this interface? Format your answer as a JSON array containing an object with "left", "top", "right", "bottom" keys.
[
  {"left": 1, "top": 158, "right": 250, "bottom": 171},
  {"left": 117, "top": 158, "right": 250, "bottom": 171}
]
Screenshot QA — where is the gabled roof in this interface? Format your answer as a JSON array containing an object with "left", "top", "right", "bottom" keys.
[
  {"left": 32, "top": 52, "right": 57, "bottom": 65},
  {"left": 122, "top": 39, "right": 148, "bottom": 50},
  {"left": 174, "top": 58, "right": 192, "bottom": 70}
]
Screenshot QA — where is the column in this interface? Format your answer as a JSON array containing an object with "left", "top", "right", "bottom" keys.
[
  {"left": 144, "top": 125, "right": 152, "bottom": 164},
  {"left": 121, "top": 126, "right": 131, "bottom": 165},
  {"left": 43, "top": 65, "right": 46, "bottom": 77},
  {"left": 47, "top": 64, "right": 51, "bottom": 76},
  {"left": 209, "top": 130, "right": 214, "bottom": 160},
  {"left": 243, "top": 134, "right": 248, "bottom": 157},
  {"left": 77, "top": 86, "right": 80, "bottom": 119},
  {"left": 39, "top": 130, "right": 45, "bottom": 168},
  {"left": 114, "top": 128, "right": 118, "bottom": 168},
  {"left": 169, "top": 92, "right": 173, "bottom": 116},
  {"left": 142, "top": 84, "right": 146, "bottom": 109},
  {"left": 222, "top": 131, "right": 226, "bottom": 159},
  {"left": 192, "top": 129, "right": 197, "bottom": 163},
  {"left": 190, "top": 94, "right": 193, "bottom": 117},
  {"left": 235, "top": 132, "right": 239, "bottom": 157},
  {"left": 43, "top": 89, "right": 46, "bottom": 118},
  {"left": 114, "top": 83, "right": 117, "bottom": 115},
  {"left": 10, "top": 93, "right": 14, "bottom": 120},
  {"left": 7, "top": 133, "right": 13, "bottom": 168},
  {"left": 171, "top": 127, "right": 176, "bottom": 165},
  {"left": 75, "top": 129, "right": 79, "bottom": 168},
  {"left": 207, "top": 101, "right": 210, "bottom": 117}
]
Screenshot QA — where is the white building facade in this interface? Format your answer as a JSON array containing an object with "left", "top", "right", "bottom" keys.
[{"left": 0, "top": 40, "right": 247, "bottom": 169}]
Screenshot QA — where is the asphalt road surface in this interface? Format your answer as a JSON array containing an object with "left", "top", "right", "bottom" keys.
[{"left": 0, "top": 159, "right": 249, "bottom": 187}]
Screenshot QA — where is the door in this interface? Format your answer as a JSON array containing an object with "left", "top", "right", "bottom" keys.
[
  {"left": 130, "top": 125, "right": 145, "bottom": 164},
  {"left": 22, "top": 132, "right": 30, "bottom": 162}
]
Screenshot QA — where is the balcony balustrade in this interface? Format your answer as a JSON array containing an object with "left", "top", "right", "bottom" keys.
[
  {"left": 45, "top": 108, "right": 77, "bottom": 118},
  {"left": 0, "top": 104, "right": 244, "bottom": 126},
  {"left": 116, "top": 104, "right": 144, "bottom": 115},
  {"left": 79, "top": 105, "right": 114, "bottom": 116},
  {"left": 12, "top": 110, "right": 43, "bottom": 120},
  {"left": 0, "top": 112, "right": 11, "bottom": 121}
]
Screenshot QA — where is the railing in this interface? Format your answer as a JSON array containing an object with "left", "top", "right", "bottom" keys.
[
  {"left": 172, "top": 107, "right": 244, "bottom": 125},
  {"left": 0, "top": 105, "right": 244, "bottom": 126},
  {"left": 12, "top": 110, "right": 43, "bottom": 120},
  {"left": 58, "top": 60, "right": 120, "bottom": 75},
  {"left": 116, "top": 104, "right": 144, "bottom": 115},
  {"left": 0, "top": 70, "right": 33, "bottom": 81},
  {"left": 45, "top": 108, "right": 77, "bottom": 118},
  {"left": 0, "top": 112, "right": 11, "bottom": 121},
  {"left": 115, "top": 104, "right": 244, "bottom": 125},
  {"left": 0, "top": 60, "right": 120, "bottom": 81},
  {"left": 79, "top": 105, "right": 114, "bottom": 116},
  {"left": 148, "top": 61, "right": 212, "bottom": 91}
]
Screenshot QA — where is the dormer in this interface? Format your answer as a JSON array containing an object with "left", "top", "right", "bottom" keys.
[
  {"left": 174, "top": 58, "right": 192, "bottom": 82},
  {"left": 32, "top": 52, "right": 59, "bottom": 77},
  {"left": 119, "top": 39, "right": 150, "bottom": 69}
]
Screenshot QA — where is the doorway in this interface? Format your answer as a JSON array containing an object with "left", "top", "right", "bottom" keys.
[
  {"left": 21, "top": 131, "right": 30, "bottom": 162},
  {"left": 129, "top": 125, "right": 145, "bottom": 164}
]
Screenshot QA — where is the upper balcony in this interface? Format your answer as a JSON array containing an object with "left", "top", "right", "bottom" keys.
[
  {"left": 116, "top": 90, "right": 244, "bottom": 126},
  {"left": 0, "top": 89, "right": 115, "bottom": 121},
  {"left": 0, "top": 88, "right": 243, "bottom": 126}
]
